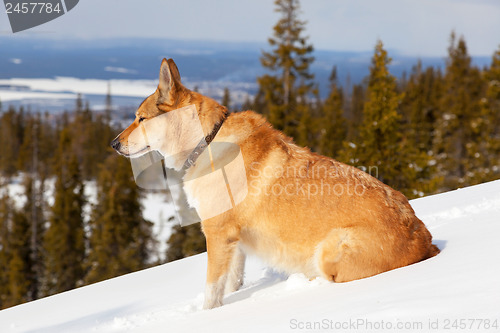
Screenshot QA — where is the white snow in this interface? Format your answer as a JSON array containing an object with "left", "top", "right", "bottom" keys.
[
  {"left": 141, "top": 191, "right": 177, "bottom": 262},
  {"left": 1, "top": 180, "right": 500, "bottom": 333},
  {"left": 0, "top": 77, "right": 157, "bottom": 101},
  {"left": 0, "top": 77, "right": 254, "bottom": 107},
  {"left": 104, "top": 67, "right": 139, "bottom": 75},
  {"left": 0, "top": 90, "right": 78, "bottom": 103}
]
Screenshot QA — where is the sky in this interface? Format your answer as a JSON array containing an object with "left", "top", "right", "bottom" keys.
[{"left": 1, "top": 0, "right": 499, "bottom": 57}]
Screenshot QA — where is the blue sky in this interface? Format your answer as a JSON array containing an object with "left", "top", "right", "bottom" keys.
[{"left": 1, "top": 0, "right": 499, "bottom": 56}]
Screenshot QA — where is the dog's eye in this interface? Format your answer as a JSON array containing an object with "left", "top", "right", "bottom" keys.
[{"left": 138, "top": 117, "right": 146, "bottom": 123}]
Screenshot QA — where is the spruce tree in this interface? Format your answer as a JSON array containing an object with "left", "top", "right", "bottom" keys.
[
  {"left": 401, "top": 62, "right": 442, "bottom": 153},
  {"left": 221, "top": 87, "right": 232, "bottom": 110},
  {"left": 42, "top": 128, "right": 86, "bottom": 295},
  {"left": 0, "top": 183, "right": 13, "bottom": 308},
  {"left": 257, "top": 0, "right": 315, "bottom": 145},
  {"left": 340, "top": 40, "right": 427, "bottom": 197},
  {"left": 2, "top": 176, "right": 43, "bottom": 307},
  {"left": 23, "top": 174, "right": 45, "bottom": 300},
  {"left": 345, "top": 83, "right": 366, "bottom": 141},
  {"left": 166, "top": 224, "right": 206, "bottom": 262},
  {"left": 434, "top": 33, "right": 486, "bottom": 188},
  {"left": 71, "top": 96, "right": 95, "bottom": 179},
  {"left": 39, "top": 112, "right": 57, "bottom": 177},
  {"left": 0, "top": 108, "right": 21, "bottom": 176},
  {"left": 165, "top": 172, "right": 206, "bottom": 262},
  {"left": 17, "top": 114, "right": 45, "bottom": 174},
  {"left": 7, "top": 210, "right": 31, "bottom": 306},
  {"left": 166, "top": 225, "right": 186, "bottom": 262},
  {"left": 72, "top": 95, "right": 115, "bottom": 180},
  {"left": 241, "top": 95, "right": 254, "bottom": 112},
  {"left": 85, "top": 154, "right": 153, "bottom": 284},
  {"left": 481, "top": 46, "right": 500, "bottom": 181},
  {"left": 398, "top": 62, "right": 443, "bottom": 195},
  {"left": 340, "top": 41, "right": 403, "bottom": 180},
  {"left": 105, "top": 82, "right": 112, "bottom": 123},
  {"left": 319, "top": 66, "right": 347, "bottom": 158}
]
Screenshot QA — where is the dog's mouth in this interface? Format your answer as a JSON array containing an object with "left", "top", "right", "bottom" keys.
[{"left": 121, "top": 145, "right": 151, "bottom": 158}]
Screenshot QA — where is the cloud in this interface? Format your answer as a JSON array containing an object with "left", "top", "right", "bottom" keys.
[
  {"left": 3, "top": 0, "right": 499, "bottom": 57},
  {"left": 302, "top": 0, "right": 500, "bottom": 56}
]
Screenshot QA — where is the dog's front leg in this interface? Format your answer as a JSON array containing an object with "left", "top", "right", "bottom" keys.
[{"left": 202, "top": 224, "right": 240, "bottom": 309}]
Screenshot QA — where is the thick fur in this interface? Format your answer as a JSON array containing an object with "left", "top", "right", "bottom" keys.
[{"left": 112, "top": 59, "right": 440, "bottom": 309}]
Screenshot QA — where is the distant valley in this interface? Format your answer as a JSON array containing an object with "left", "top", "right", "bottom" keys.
[{"left": 0, "top": 37, "right": 492, "bottom": 113}]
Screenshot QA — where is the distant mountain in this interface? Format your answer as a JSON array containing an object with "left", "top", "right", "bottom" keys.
[{"left": 0, "top": 36, "right": 492, "bottom": 98}]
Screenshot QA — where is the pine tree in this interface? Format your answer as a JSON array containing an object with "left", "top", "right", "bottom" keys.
[
  {"left": 17, "top": 114, "right": 45, "bottom": 174},
  {"left": 319, "top": 66, "right": 347, "bottom": 158},
  {"left": 0, "top": 108, "right": 22, "bottom": 176},
  {"left": 42, "top": 128, "right": 86, "bottom": 295},
  {"left": 397, "top": 62, "right": 443, "bottom": 196},
  {"left": 345, "top": 83, "right": 366, "bottom": 141},
  {"left": 241, "top": 94, "right": 254, "bottom": 111},
  {"left": 401, "top": 62, "right": 442, "bottom": 153},
  {"left": 69, "top": 95, "right": 115, "bottom": 180},
  {"left": 434, "top": 33, "right": 486, "bottom": 188},
  {"left": 7, "top": 209, "right": 31, "bottom": 306},
  {"left": 481, "top": 46, "right": 500, "bottom": 181},
  {"left": 75, "top": 93, "right": 84, "bottom": 113},
  {"left": 38, "top": 112, "right": 57, "bottom": 177},
  {"left": 2, "top": 176, "right": 44, "bottom": 307},
  {"left": 85, "top": 154, "right": 153, "bottom": 284},
  {"left": 340, "top": 41, "right": 402, "bottom": 180},
  {"left": 71, "top": 96, "right": 95, "bottom": 180},
  {"left": 105, "top": 82, "right": 112, "bottom": 123},
  {"left": 23, "top": 174, "right": 45, "bottom": 300},
  {"left": 166, "top": 224, "right": 206, "bottom": 262},
  {"left": 340, "top": 40, "right": 427, "bottom": 197},
  {"left": 221, "top": 87, "right": 232, "bottom": 110},
  {"left": 0, "top": 182, "right": 13, "bottom": 308},
  {"left": 165, "top": 169, "right": 206, "bottom": 262},
  {"left": 257, "top": 0, "right": 315, "bottom": 145}
]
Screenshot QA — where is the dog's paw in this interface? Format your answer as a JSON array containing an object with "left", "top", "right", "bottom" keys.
[
  {"left": 203, "top": 282, "right": 224, "bottom": 309},
  {"left": 224, "top": 277, "right": 243, "bottom": 294},
  {"left": 202, "top": 297, "right": 223, "bottom": 310}
]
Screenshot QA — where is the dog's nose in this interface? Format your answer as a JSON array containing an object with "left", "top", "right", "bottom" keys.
[{"left": 110, "top": 139, "right": 121, "bottom": 150}]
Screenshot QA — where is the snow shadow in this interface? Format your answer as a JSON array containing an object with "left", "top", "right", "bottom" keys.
[
  {"left": 25, "top": 304, "right": 135, "bottom": 333},
  {"left": 433, "top": 239, "right": 447, "bottom": 251},
  {"left": 224, "top": 269, "right": 288, "bottom": 305}
]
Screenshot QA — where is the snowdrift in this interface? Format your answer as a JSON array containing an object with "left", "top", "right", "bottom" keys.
[{"left": 1, "top": 180, "right": 500, "bottom": 333}]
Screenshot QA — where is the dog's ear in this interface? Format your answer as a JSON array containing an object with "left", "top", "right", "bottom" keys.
[
  {"left": 167, "top": 59, "right": 181, "bottom": 83},
  {"left": 158, "top": 58, "right": 176, "bottom": 105}
]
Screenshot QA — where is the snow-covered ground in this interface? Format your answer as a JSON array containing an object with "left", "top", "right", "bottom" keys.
[
  {"left": 0, "top": 77, "right": 157, "bottom": 101},
  {"left": 1, "top": 180, "right": 500, "bottom": 333},
  {"left": 0, "top": 77, "right": 253, "bottom": 112}
]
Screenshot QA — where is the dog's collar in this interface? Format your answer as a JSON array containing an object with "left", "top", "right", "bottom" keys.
[{"left": 182, "top": 111, "right": 228, "bottom": 170}]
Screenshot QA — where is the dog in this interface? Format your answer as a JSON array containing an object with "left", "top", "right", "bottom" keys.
[{"left": 111, "top": 58, "right": 440, "bottom": 309}]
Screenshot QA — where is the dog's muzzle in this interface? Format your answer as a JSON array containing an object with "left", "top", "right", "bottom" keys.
[{"left": 110, "top": 138, "right": 121, "bottom": 151}]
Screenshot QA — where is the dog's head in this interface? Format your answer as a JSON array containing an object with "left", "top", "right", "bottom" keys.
[{"left": 111, "top": 58, "right": 226, "bottom": 169}]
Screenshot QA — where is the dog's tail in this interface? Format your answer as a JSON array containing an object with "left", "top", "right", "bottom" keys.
[{"left": 423, "top": 244, "right": 440, "bottom": 260}]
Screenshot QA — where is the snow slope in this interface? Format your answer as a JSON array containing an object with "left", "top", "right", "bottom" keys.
[{"left": 1, "top": 180, "right": 500, "bottom": 333}]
